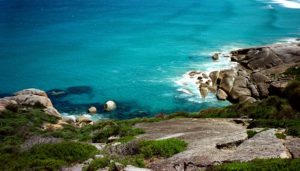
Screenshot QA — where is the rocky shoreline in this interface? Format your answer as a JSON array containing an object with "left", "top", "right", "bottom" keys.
[{"left": 188, "top": 41, "right": 300, "bottom": 104}]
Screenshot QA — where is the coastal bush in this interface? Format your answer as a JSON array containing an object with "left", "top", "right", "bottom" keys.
[
  {"left": 248, "top": 119, "right": 300, "bottom": 137},
  {"left": 247, "top": 130, "right": 257, "bottom": 138},
  {"left": 85, "top": 157, "right": 110, "bottom": 171},
  {"left": 198, "top": 96, "right": 298, "bottom": 120},
  {"left": 138, "top": 138, "right": 187, "bottom": 158},
  {"left": 0, "top": 141, "right": 97, "bottom": 171},
  {"left": 275, "top": 133, "right": 286, "bottom": 139},
  {"left": 284, "top": 81, "right": 300, "bottom": 111},
  {"left": 92, "top": 121, "right": 144, "bottom": 143},
  {"left": 29, "top": 141, "right": 97, "bottom": 163},
  {"left": 209, "top": 158, "right": 300, "bottom": 171},
  {"left": 285, "top": 66, "right": 300, "bottom": 80}
]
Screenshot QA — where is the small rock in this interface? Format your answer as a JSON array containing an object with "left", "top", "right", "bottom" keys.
[
  {"left": 199, "top": 85, "right": 208, "bottom": 99},
  {"left": 84, "top": 158, "right": 94, "bottom": 165},
  {"left": 124, "top": 165, "right": 152, "bottom": 171},
  {"left": 212, "top": 53, "right": 220, "bottom": 60},
  {"left": 108, "top": 136, "right": 120, "bottom": 142},
  {"left": 77, "top": 116, "right": 93, "bottom": 123},
  {"left": 88, "top": 106, "right": 97, "bottom": 114},
  {"left": 104, "top": 100, "right": 117, "bottom": 112},
  {"left": 114, "top": 162, "right": 124, "bottom": 171},
  {"left": 94, "top": 154, "right": 104, "bottom": 159}
]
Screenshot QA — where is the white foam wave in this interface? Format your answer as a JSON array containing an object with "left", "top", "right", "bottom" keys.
[
  {"left": 275, "top": 37, "right": 300, "bottom": 44},
  {"left": 271, "top": 0, "right": 300, "bottom": 9},
  {"left": 174, "top": 43, "right": 243, "bottom": 104}
]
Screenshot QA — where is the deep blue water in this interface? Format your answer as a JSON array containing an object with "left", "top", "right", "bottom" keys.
[{"left": 1, "top": 0, "right": 300, "bottom": 119}]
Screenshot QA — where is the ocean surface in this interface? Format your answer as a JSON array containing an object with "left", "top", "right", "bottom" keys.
[{"left": 1, "top": 0, "right": 300, "bottom": 119}]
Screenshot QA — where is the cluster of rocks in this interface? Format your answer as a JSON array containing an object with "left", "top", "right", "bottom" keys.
[
  {"left": 194, "top": 42, "right": 300, "bottom": 103},
  {"left": 87, "top": 100, "right": 117, "bottom": 114}
]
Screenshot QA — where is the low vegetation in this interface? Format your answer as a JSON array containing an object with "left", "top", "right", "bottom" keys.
[
  {"left": 209, "top": 158, "right": 300, "bottom": 171},
  {"left": 138, "top": 138, "right": 187, "bottom": 158},
  {"left": 246, "top": 130, "right": 257, "bottom": 139},
  {"left": 84, "top": 138, "right": 187, "bottom": 171}
]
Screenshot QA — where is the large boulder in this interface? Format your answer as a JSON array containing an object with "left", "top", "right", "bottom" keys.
[
  {"left": 0, "top": 88, "right": 61, "bottom": 117},
  {"left": 229, "top": 76, "right": 252, "bottom": 100}
]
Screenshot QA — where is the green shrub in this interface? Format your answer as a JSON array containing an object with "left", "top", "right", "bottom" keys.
[
  {"left": 284, "top": 81, "right": 300, "bottom": 111},
  {"left": 86, "top": 157, "right": 110, "bottom": 171},
  {"left": 92, "top": 121, "right": 144, "bottom": 143},
  {"left": 138, "top": 138, "right": 187, "bottom": 158},
  {"left": 247, "top": 130, "right": 257, "bottom": 138},
  {"left": 29, "top": 159, "right": 67, "bottom": 171},
  {"left": 29, "top": 141, "right": 97, "bottom": 163},
  {"left": 209, "top": 158, "right": 300, "bottom": 171},
  {"left": 275, "top": 133, "right": 286, "bottom": 139},
  {"left": 285, "top": 66, "right": 300, "bottom": 80}
]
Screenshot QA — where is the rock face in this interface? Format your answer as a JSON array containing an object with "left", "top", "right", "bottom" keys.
[
  {"left": 135, "top": 118, "right": 293, "bottom": 171},
  {"left": 202, "top": 43, "right": 300, "bottom": 103},
  {"left": 0, "top": 88, "right": 61, "bottom": 117}
]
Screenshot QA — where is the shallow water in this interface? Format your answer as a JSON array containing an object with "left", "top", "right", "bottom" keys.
[{"left": 1, "top": 0, "right": 300, "bottom": 119}]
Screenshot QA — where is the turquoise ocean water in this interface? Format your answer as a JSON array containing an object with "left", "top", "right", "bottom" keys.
[{"left": 1, "top": 0, "right": 300, "bottom": 119}]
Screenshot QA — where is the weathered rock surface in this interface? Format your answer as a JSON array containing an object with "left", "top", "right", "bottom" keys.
[
  {"left": 15, "top": 88, "right": 48, "bottom": 97},
  {"left": 135, "top": 118, "right": 292, "bottom": 171},
  {"left": 285, "top": 137, "right": 300, "bottom": 158}
]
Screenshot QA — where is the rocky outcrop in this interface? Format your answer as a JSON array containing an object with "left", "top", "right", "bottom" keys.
[
  {"left": 200, "top": 43, "right": 300, "bottom": 103},
  {"left": 0, "top": 88, "right": 61, "bottom": 117},
  {"left": 135, "top": 118, "right": 293, "bottom": 171}
]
